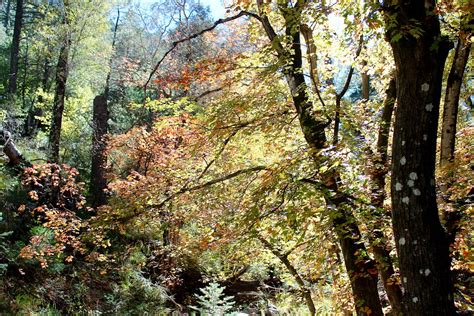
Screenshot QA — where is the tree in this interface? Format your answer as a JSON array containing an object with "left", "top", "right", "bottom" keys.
[
  {"left": 440, "top": 16, "right": 472, "bottom": 166},
  {"left": 245, "top": 2, "right": 383, "bottom": 314},
  {"left": 48, "top": 0, "right": 71, "bottom": 163},
  {"left": 367, "top": 76, "right": 403, "bottom": 314},
  {"left": 7, "top": 0, "right": 23, "bottom": 96},
  {"left": 383, "top": 0, "right": 455, "bottom": 314},
  {"left": 4, "top": 0, "right": 12, "bottom": 28},
  {"left": 90, "top": 8, "right": 120, "bottom": 207}
]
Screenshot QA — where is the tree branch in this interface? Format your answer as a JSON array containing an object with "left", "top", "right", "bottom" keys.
[
  {"left": 195, "top": 128, "right": 239, "bottom": 182},
  {"left": 333, "top": 35, "right": 365, "bottom": 144},
  {"left": 336, "top": 35, "right": 364, "bottom": 101},
  {"left": 144, "top": 11, "right": 261, "bottom": 97},
  {"left": 116, "top": 166, "right": 268, "bottom": 224}
]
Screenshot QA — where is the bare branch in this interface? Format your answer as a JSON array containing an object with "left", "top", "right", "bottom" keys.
[
  {"left": 333, "top": 35, "right": 365, "bottom": 144},
  {"left": 336, "top": 35, "right": 365, "bottom": 101}
]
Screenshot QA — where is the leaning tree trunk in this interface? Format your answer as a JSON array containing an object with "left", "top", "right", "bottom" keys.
[
  {"left": 49, "top": 1, "right": 70, "bottom": 163},
  {"left": 7, "top": 0, "right": 23, "bottom": 96},
  {"left": 0, "top": 129, "right": 28, "bottom": 167},
  {"left": 384, "top": 0, "right": 455, "bottom": 314},
  {"left": 256, "top": 1, "right": 383, "bottom": 314},
  {"left": 439, "top": 33, "right": 471, "bottom": 166},
  {"left": 258, "top": 236, "right": 316, "bottom": 316}
]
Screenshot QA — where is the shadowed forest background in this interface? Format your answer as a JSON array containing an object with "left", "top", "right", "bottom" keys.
[{"left": 0, "top": 0, "right": 472, "bottom": 314}]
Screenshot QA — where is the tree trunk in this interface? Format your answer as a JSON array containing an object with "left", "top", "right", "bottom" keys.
[
  {"left": 256, "top": 2, "right": 383, "bottom": 314},
  {"left": 384, "top": 1, "right": 455, "bottom": 314},
  {"left": 49, "top": 1, "right": 70, "bottom": 163},
  {"left": 4, "top": 0, "right": 11, "bottom": 29},
  {"left": 7, "top": 0, "right": 23, "bottom": 95},
  {"left": 300, "top": 24, "right": 319, "bottom": 93},
  {"left": 90, "top": 95, "right": 109, "bottom": 206},
  {"left": 90, "top": 8, "right": 119, "bottom": 207},
  {"left": 361, "top": 60, "right": 370, "bottom": 100},
  {"left": 368, "top": 77, "right": 403, "bottom": 315},
  {"left": 24, "top": 57, "right": 49, "bottom": 136},
  {"left": 439, "top": 34, "right": 471, "bottom": 165},
  {"left": 0, "top": 129, "right": 27, "bottom": 167}
]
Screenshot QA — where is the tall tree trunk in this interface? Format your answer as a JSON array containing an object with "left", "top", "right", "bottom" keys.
[
  {"left": 256, "top": 2, "right": 383, "bottom": 314},
  {"left": 49, "top": 1, "right": 70, "bottom": 163},
  {"left": 90, "top": 95, "right": 109, "bottom": 206},
  {"left": 439, "top": 33, "right": 471, "bottom": 166},
  {"left": 20, "top": 40, "right": 27, "bottom": 109},
  {"left": 24, "top": 57, "right": 49, "bottom": 136},
  {"left": 90, "top": 8, "right": 119, "bottom": 207},
  {"left": 4, "top": 0, "right": 11, "bottom": 29},
  {"left": 384, "top": 1, "right": 455, "bottom": 314},
  {"left": 368, "top": 77, "right": 403, "bottom": 315},
  {"left": 7, "top": 0, "right": 23, "bottom": 96}
]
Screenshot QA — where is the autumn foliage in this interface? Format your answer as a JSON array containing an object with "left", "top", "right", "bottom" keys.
[{"left": 18, "top": 164, "right": 91, "bottom": 268}]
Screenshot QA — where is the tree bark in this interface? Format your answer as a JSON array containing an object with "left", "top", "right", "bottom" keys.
[
  {"left": 361, "top": 60, "right": 370, "bottom": 101},
  {"left": 48, "top": 1, "right": 70, "bottom": 163},
  {"left": 256, "top": 2, "right": 383, "bottom": 314},
  {"left": 90, "top": 95, "right": 109, "bottom": 206},
  {"left": 300, "top": 24, "right": 319, "bottom": 94},
  {"left": 384, "top": 1, "right": 455, "bottom": 314},
  {"left": 90, "top": 8, "right": 119, "bottom": 207},
  {"left": 3, "top": 0, "right": 11, "bottom": 28},
  {"left": 24, "top": 57, "right": 50, "bottom": 136},
  {"left": 368, "top": 77, "right": 403, "bottom": 315},
  {"left": 7, "top": 0, "right": 23, "bottom": 95},
  {"left": 0, "top": 129, "right": 27, "bottom": 167},
  {"left": 440, "top": 33, "right": 471, "bottom": 165}
]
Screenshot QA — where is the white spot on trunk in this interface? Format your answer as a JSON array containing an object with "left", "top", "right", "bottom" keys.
[
  {"left": 423, "top": 134, "right": 428, "bottom": 141},
  {"left": 412, "top": 297, "right": 419, "bottom": 303},
  {"left": 424, "top": 269, "right": 431, "bottom": 276},
  {"left": 408, "top": 180, "right": 414, "bottom": 187},
  {"left": 413, "top": 240, "right": 418, "bottom": 245},
  {"left": 400, "top": 156, "right": 406, "bottom": 165},
  {"left": 399, "top": 237, "right": 406, "bottom": 245},
  {"left": 402, "top": 140, "right": 406, "bottom": 146},
  {"left": 413, "top": 188, "right": 421, "bottom": 196},
  {"left": 409, "top": 172, "right": 418, "bottom": 180},
  {"left": 421, "top": 83, "right": 429, "bottom": 92},
  {"left": 403, "top": 277, "right": 407, "bottom": 283},
  {"left": 402, "top": 196, "right": 410, "bottom": 204},
  {"left": 419, "top": 269, "right": 424, "bottom": 274},
  {"left": 425, "top": 103, "right": 433, "bottom": 112},
  {"left": 396, "top": 183, "right": 403, "bottom": 191}
]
